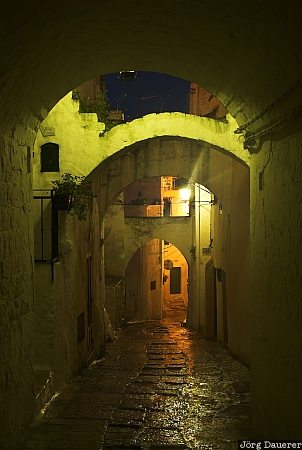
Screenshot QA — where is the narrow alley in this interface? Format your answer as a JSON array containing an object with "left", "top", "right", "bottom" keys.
[{"left": 21, "top": 313, "right": 251, "bottom": 450}]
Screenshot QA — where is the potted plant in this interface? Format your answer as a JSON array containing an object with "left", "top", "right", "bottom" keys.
[{"left": 52, "top": 172, "right": 95, "bottom": 220}]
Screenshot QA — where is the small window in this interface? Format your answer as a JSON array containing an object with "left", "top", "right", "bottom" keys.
[
  {"left": 40, "top": 143, "right": 59, "bottom": 172},
  {"left": 150, "top": 280, "right": 156, "bottom": 291}
]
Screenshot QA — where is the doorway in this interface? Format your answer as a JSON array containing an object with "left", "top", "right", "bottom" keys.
[
  {"left": 124, "top": 239, "right": 189, "bottom": 324},
  {"left": 170, "top": 266, "right": 181, "bottom": 294},
  {"left": 162, "top": 242, "right": 188, "bottom": 323}
]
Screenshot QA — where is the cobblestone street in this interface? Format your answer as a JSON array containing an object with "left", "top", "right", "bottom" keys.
[{"left": 21, "top": 319, "right": 251, "bottom": 450}]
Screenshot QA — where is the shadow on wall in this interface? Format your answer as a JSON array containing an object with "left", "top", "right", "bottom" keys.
[{"left": 33, "top": 196, "right": 106, "bottom": 411}]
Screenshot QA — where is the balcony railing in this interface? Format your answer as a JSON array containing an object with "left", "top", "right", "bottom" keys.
[{"left": 124, "top": 202, "right": 190, "bottom": 218}]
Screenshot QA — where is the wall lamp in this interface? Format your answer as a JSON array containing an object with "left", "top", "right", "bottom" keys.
[{"left": 179, "top": 187, "right": 191, "bottom": 201}]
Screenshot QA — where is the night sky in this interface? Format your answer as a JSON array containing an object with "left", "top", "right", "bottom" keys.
[{"left": 104, "top": 71, "right": 190, "bottom": 122}]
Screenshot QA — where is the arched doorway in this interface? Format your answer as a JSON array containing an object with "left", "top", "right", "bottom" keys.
[
  {"left": 124, "top": 238, "right": 189, "bottom": 324},
  {"left": 162, "top": 241, "right": 189, "bottom": 324}
]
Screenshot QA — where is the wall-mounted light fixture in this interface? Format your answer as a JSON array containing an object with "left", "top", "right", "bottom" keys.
[{"left": 179, "top": 187, "right": 191, "bottom": 201}]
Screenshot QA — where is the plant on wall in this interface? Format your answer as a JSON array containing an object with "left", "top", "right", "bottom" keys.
[
  {"left": 52, "top": 172, "right": 95, "bottom": 220},
  {"left": 72, "top": 88, "right": 120, "bottom": 132}
]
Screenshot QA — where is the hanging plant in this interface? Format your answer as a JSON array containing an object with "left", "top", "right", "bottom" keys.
[{"left": 52, "top": 172, "right": 95, "bottom": 220}]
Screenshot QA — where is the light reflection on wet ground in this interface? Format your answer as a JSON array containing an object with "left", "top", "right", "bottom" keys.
[{"left": 22, "top": 318, "right": 251, "bottom": 450}]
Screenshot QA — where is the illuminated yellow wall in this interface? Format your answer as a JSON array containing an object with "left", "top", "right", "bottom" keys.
[
  {"left": 33, "top": 92, "right": 248, "bottom": 189},
  {"left": 32, "top": 96, "right": 106, "bottom": 397},
  {"left": 33, "top": 93, "right": 105, "bottom": 186},
  {"left": 97, "top": 111, "right": 249, "bottom": 166}
]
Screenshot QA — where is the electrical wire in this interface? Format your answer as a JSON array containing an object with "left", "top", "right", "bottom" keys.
[{"left": 234, "top": 78, "right": 302, "bottom": 143}]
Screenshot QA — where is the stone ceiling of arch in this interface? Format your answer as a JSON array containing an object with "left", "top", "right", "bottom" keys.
[
  {"left": 93, "top": 136, "right": 249, "bottom": 215},
  {"left": 1, "top": 2, "right": 302, "bottom": 134}
]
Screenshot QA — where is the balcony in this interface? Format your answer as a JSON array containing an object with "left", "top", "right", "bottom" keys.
[{"left": 124, "top": 201, "right": 190, "bottom": 218}]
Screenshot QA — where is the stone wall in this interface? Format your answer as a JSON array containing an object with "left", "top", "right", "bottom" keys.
[
  {"left": 210, "top": 159, "right": 250, "bottom": 363},
  {"left": 0, "top": 133, "right": 36, "bottom": 449},
  {"left": 2, "top": 3, "right": 302, "bottom": 442},
  {"left": 104, "top": 204, "right": 193, "bottom": 273},
  {"left": 32, "top": 102, "right": 106, "bottom": 400},
  {"left": 250, "top": 116, "right": 302, "bottom": 437},
  {"left": 34, "top": 201, "right": 105, "bottom": 386},
  {"left": 33, "top": 93, "right": 104, "bottom": 183}
]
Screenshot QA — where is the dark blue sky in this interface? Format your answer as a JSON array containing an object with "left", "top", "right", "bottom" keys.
[{"left": 104, "top": 71, "right": 190, "bottom": 122}]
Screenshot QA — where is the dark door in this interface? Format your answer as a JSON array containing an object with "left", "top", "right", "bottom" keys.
[
  {"left": 213, "top": 267, "right": 217, "bottom": 339},
  {"left": 205, "top": 259, "right": 217, "bottom": 338},
  {"left": 163, "top": 197, "right": 172, "bottom": 217},
  {"left": 87, "top": 256, "right": 93, "bottom": 355},
  {"left": 221, "top": 269, "right": 228, "bottom": 344},
  {"left": 170, "top": 267, "right": 181, "bottom": 294}
]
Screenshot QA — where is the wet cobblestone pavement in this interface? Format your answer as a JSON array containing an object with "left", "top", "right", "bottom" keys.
[{"left": 22, "top": 321, "right": 251, "bottom": 449}]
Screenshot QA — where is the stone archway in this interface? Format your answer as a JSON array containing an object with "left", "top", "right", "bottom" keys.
[
  {"left": 123, "top": 237, "right": 189, "bottom": 324},
  {"left": 32, "top": 92, "right": 248, "bottom": 184},
  {"left": 1, "top": 3, "right": 302, "bottom": 444},
  {"left": 2, "top": 2, "right": 300, "bottom": 136},
  {"left": 99, "top": 142, "right": 250, "bottom": 359},
  {"left": 91, "top": 136, "right": 249, "bottom": 217}
]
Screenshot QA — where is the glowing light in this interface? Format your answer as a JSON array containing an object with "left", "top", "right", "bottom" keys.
[
  {"left": 118, "top": 71, "right": 137, "bottom": 80},
  {"left": 179, "top": 188, "right": 191, "bottom": 201}
]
